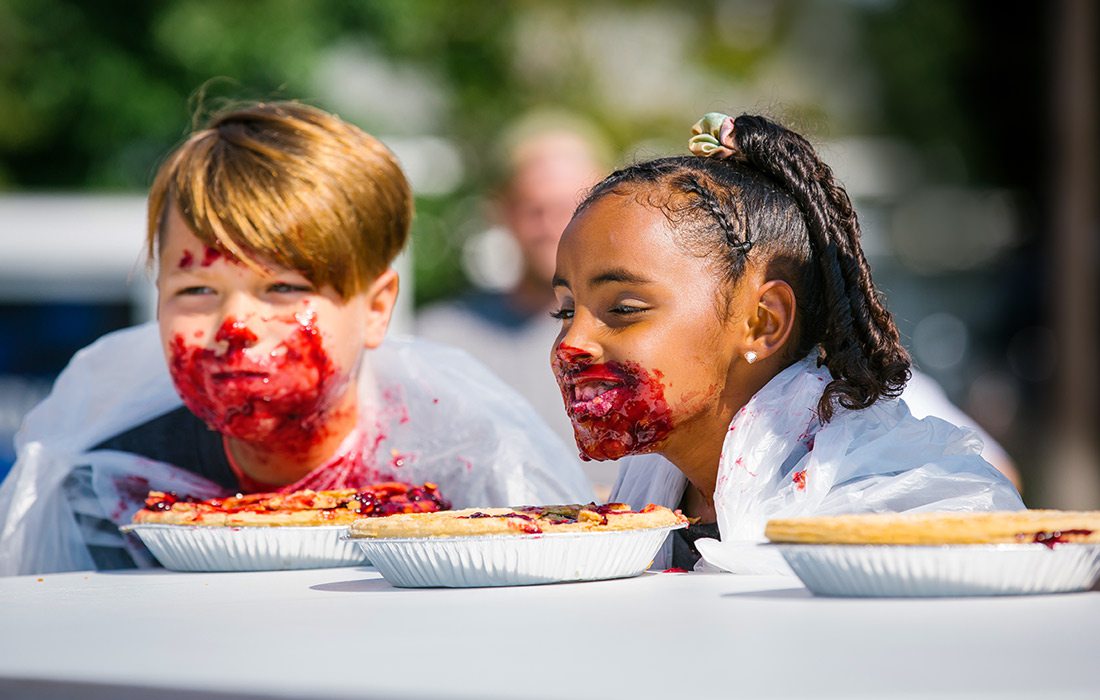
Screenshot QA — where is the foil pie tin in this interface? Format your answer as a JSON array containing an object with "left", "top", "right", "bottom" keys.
[
  {"left": 775, "top": 543, "right": 1100, "bottom": 597},
  {"left": 349, "top": 524, "right": 685, "bottom": 588},
  {"left": 120, "top": 524, "right": 368, "bottom": 572}
]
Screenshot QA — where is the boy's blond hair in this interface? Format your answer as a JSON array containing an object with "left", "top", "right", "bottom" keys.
[{"left": 147, "top": 101, "right": 411, "bottom": 299}]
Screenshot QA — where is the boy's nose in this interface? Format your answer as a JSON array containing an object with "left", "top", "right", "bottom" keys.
[{"left": 215, "top": 317, "right": 258, "bottom": 355}]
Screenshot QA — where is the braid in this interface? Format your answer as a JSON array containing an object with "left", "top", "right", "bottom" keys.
[
  {"left": 732, "top": 115, "right": 910, "bottom": 420},
  {"left": 579, "top": 160, "right": 752, "bottom": 267},
  {"left": 579, "top": 160, "right": 678, "bottom": 211},
  {"left": 672, "top": 173, "right": 751, "bottom": 257}
]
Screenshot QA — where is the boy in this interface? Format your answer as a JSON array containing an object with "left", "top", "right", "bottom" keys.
[{"left": 0, "top": 102, "right": 591, "bottom": 575}]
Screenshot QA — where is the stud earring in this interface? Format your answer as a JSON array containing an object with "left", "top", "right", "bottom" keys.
[{"left": 744, "top": 351, "right": 758, "bottom": 364}]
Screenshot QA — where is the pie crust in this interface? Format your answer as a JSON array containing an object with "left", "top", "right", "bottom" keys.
[
  {"left": 348, "top": 502, "right": 687, "bottom": 538},
  {"left": 131, "top": 482, "right": 450, "bottom": 527},
  {"left": 765, "top": 510, "right": 1100, "bottom": 546}
]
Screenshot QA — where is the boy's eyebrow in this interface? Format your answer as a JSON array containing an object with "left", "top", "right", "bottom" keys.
[
  {"left": 552, "top": 275, "right": 570, "bottom": 289},
  {"left": 160, "top": 263, "right": 208, "bottom": 277}
]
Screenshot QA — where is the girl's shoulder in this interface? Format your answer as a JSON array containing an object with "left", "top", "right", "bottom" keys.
[{"left": 831, "top": 395, "right": 982, "bottom": 455}]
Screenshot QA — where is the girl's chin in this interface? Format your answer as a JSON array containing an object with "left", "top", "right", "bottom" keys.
[{"left": 572, "top": 426, "right": 667, "bottom": 462}]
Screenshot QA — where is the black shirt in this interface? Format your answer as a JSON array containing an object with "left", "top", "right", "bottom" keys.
[
  {"left": 92, "top": 406, "right": 236, "bottom": 488},
  {"left": 671, "top": 522, "right": 721, "bottom": 570},
  {"left": 70, "top": 407, "right": 233, "bottom": 570}
]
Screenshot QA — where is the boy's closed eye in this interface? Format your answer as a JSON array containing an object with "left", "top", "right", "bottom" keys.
[
  {"left": 267, "top": 282, "right": 314, "bottom": 294},
  {"left": 176, "top": 285, "right": 216, "bottom": 297}
]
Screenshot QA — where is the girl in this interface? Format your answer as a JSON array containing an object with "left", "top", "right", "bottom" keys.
[
  {"left": 550, "top": 113, "right": 1023, "bottom": 571},
  {"left": 0, "top": 101, "right": 591, "bottom": 576}
]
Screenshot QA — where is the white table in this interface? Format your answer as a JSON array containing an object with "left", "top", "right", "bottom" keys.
[{"left": 1, "top": 567, "right": 1098, "bottom": 699}]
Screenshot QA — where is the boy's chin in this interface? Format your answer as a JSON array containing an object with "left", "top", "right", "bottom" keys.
[
  {"left": 184, "top": 394, "right": 339, "bottom": 449},
  {"left": 218, "top": 416, "right": 285, "bottom": 444}
]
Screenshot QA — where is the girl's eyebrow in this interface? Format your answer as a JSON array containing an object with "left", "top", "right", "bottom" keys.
[
  {"left": 588, "top": 268, "right": 654, "bottom": 287},
  {"left": 552, "top": 268, "right": 654, "bottom": 290}
]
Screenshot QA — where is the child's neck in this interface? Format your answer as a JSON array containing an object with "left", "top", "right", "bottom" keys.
[
  {"left": 662, "top": 414, "right": 729, "bottom": 521},
  {"left": 224, "top": 393, "right": 360, "bottom": 488},
  {"left": 663, "top": 365, "right": 776, "bottom": 522}
]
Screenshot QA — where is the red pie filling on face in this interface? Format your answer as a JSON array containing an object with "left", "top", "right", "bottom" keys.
[{"left": 552, "top": 351, "right": 674, "bottom": 462}]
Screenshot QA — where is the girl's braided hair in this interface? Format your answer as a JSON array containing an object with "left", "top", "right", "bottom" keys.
[{"left": 576, "top": 113, "right": 910, "bottom": 421}]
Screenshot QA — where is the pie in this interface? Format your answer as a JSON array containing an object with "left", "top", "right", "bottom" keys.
[
  {"left": 765, "top": 510, "right": 1100, "bottom": 547},
  {"left": 348, "top": 502, "right": 687, "bottom": 538},
  {"left": 132, "top": 482, "right": 450, "bottom": 527}
]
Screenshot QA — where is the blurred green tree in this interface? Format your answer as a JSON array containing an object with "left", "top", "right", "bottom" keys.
[{"left": 0, "top": 0, "right": 1045, "bottom": 307}]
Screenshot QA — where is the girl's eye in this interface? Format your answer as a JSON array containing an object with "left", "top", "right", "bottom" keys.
[
  {"left": 549, "top": 307, "right": 574, "bottom": 320},
  {"left": 610, "top": 304, "right": 649, "bottom": 315},
  {"left": 268, "top": 282, "right": 312, "bottom": 294}
]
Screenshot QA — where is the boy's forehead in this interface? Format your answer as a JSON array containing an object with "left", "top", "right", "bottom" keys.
[
  {"left": 157, "top": 207, "right": 248, "bottom": 272},
  {"left": 159, "top": 203, "right": 205, "bottom": 247},
  {"left": 159, "top": 209, "right": 211, "bottom": 254}
]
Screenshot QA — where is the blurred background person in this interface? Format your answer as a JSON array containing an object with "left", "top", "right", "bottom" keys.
[{"left": 416, "top": 113, "right": 616, "bottom": 495}]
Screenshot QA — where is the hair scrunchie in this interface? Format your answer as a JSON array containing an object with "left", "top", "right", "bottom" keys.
[{"left": 688, "top": 112, "right": 737, "bottom": 159}]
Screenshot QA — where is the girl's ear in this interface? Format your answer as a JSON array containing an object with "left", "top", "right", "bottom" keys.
[
  {"left": 361, "top": 268, "right": 400, "bottom": 349},
  {"left": 744, "top": 279, "right": 797, "bottom": 362}
]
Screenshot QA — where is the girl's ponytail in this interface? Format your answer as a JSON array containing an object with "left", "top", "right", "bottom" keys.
[{"left": 729, "top": 115, "right": 910, "bottom": 421}]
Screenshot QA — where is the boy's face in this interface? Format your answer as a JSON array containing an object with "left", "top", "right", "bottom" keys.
[
  {"left": 155, "top": 205, "right": 389, "bottom": 448},
  {"left": 550, "top": 194, "right": 743, "bottom": 462}
]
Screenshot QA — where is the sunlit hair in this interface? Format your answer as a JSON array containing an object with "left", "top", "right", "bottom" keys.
[
  {"left": 577, "top": 114, "right": 911, "bottom": 422},
  {"left": 147, "top": 101, "right": 411, "bottom": 299}
]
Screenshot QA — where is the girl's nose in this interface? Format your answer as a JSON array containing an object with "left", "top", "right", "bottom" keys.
[{"left": 555, "top": 319, "right": 601, "bottom": 366}]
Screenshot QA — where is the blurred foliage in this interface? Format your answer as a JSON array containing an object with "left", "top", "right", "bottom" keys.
[
  {"left": 861, "top": 0, "right": 1046, "bottom": 190},
  {"left": 0, "top": 0, "right": 1045, "bottom": 306}
]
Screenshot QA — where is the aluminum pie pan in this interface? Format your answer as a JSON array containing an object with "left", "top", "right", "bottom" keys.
[
  {"left": 774, "top": 543, "right": 1100, "bottom": 597},
  {"left": 120, "top": 523, "right": 368, "bottom": 572},
  {"left": 347, "top": 524, "right": 686, "bottom": 588}
]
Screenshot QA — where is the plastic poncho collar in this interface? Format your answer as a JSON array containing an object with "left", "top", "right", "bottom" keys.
[
  {"left": 0, "top": 322, "right": 593, "bottom": 576},
  {"left": 611, "top": 355, "right": 1024, "bottom": 572}
]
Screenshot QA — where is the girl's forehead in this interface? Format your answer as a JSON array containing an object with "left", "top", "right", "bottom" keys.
[
  {"left": 557, "top": 196, "right": 718, "bottom": 291},
  {"left": 562, "top": 196, "right": 676, "bottom": 258}
]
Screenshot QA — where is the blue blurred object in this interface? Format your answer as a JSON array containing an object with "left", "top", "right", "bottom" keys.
[{"left": 0, "top": 301, "right": 134, "bottom": 484}]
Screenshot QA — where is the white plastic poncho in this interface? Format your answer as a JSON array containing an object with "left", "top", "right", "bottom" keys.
[
  {"left": 611, "top": 355, "right": 1025, "bottom": 573},
  {"left": 0, "top": 322, "right": 593, "bottom": 576}
]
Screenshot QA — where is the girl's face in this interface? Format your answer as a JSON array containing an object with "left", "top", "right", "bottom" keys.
[
  {"left": 551, "top": 193, "right": 743, "bottom": 461},
  {"left": 156, "top": 205, "right": 374, "bottom": 452}
]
